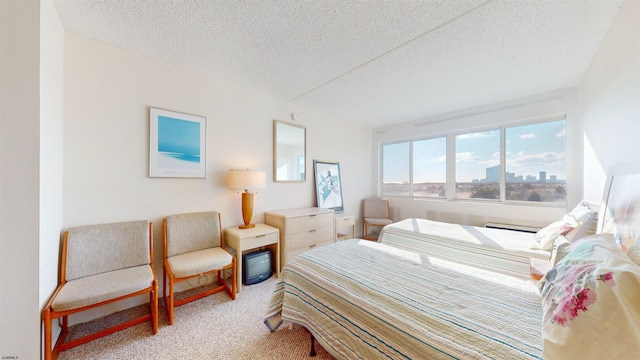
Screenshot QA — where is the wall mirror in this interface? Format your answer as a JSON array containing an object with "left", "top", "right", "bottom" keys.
[{"left": 273, "top": 120, "right": 306, "bottom": 182}]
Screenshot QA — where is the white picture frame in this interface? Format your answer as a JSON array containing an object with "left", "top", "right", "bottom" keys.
[{"left": 149, "top": 107, "right": 206, "bottom": 178}]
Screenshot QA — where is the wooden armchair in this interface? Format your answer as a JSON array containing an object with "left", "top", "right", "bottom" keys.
[
  {"left": 163, "top": 211, "right": 236, "bottom": 325},
  {"left": 43, "top": 220, "right": 158, "bottom": 360},
  {"left": 362, "top": 199, "right": 393, "bottom": 240}
]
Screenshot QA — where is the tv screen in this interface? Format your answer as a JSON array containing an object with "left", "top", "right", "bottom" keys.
[{"left": 243, "top": 249, "right": 273, "bottom": 285}]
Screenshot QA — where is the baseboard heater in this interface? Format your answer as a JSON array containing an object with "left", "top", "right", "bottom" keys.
[{"left": 484, "top": 222, "right": 539, "bottom": 233}]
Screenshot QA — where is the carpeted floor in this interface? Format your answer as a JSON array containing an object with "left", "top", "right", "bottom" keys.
[{"left": 57, "top": 276, "right": 335, "bottom": 359}]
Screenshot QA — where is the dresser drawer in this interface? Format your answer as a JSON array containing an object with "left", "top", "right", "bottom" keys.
[
  {"left": 285, "top": 227, "right": 334, "bottom": 252},
  {"left": 284, "top": 239, "right": 334, "bottom": 265},
  {"left": 286, "top": 213, "right": 333, "bottom": 234}
]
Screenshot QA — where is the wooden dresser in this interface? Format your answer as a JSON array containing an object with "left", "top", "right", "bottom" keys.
[{"left": 265, "top": 207, "right": 335, "bottom": 271}]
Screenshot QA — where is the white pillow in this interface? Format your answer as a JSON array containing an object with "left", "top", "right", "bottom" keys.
[
  {"left": 564, "top": 201, "right": 597, "bottom": 241},
  {"left": 530, "top": 219, "right": 575, "bottom": 251},
  {"left": 530, "top": 201, "right": 597, "bottom": 251},
  {"left": 549, "top": 235, "right": 571, "bottom": 266}
]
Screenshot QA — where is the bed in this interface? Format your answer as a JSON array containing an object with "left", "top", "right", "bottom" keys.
[
  {"left": 264, "top": 164, "right": 640, "bottom": 359},
  {"left": 265, "top": 239, "right": 544, "bottom": 359},
  {"left": 377, "top": 217, "right": 553, "bottom": 279}
]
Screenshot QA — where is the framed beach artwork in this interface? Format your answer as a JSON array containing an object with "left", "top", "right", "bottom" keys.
[
  {"left": 149, "top": 107, "right": 206, "bottom": 178},
  {"left": 313, "top": 160, "right": 344, "bottom": 213}
]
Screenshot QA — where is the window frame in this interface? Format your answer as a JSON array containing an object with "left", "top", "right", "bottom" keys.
[{"left": 380, "top": 115, "right": 567, "bottom": 206}]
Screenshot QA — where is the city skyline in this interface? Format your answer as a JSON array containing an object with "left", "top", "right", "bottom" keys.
[{"left": 472, "top": 165, "right": 565, "bottom": 183}]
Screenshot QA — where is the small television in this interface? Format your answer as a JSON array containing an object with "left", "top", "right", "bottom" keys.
[{"left": 242, "top": 249, "right": 273, "bottom": 285}]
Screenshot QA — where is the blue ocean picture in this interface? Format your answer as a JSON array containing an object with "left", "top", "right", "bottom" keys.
[{"left": 157, "top": 116, "right": 201, "bottom": 169}]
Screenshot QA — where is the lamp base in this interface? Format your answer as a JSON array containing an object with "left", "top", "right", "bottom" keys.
[{"left": 240, "top": 192, "right": 255, "bottom": 230}]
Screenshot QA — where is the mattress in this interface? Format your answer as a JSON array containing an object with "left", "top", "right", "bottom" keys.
[
  {"left": 378, "top": 218, "right": 551, "bottom": 278},
  {"left": 264, "top": 239, "right": 543, "bottom": 359}
]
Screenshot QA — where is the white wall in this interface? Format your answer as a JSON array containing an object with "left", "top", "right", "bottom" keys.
[
  {"left": 581, "top": 0, "right": 640, "bottom": 200},
  {"left": 62, "top": 32, "right": 371, "bottom": 323},
  {"left": 371, "top": 88, "right": 579, "bottom": 227},
  {"left": 39, "top": 0, "right": 65, "bottom": 355},
  {"left": 1, "top": 1, "right": 63, "bottom": 359}
]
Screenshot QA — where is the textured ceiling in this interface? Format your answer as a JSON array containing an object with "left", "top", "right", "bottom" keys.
[{"left": 52, "top": 0, "right": 623, "bottom": 128}]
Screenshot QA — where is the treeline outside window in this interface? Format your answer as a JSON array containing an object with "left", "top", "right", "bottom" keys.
[{"left": 381, "top": 118, "right": 567, "bottom": 203}]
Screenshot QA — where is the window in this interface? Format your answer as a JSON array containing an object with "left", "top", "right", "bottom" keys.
[
  {"left": 382, "top": 142, "right": 410, "bottom": 196},
  {"left": 380, "top": 116, "right": 566, "bottom": 204},
  {"left": 455, "top": 130, "right": 500, "bottom": 200},
  {"left": 505, "top": 120, "right": 566, "bottom": 202},
  {"left": 413, "top": 137, "right": 446, "bottom": 198}
]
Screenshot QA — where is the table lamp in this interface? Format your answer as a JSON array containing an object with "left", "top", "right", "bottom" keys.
[{"left": 228, "top": 169, "right": 265, "bottom": 229}]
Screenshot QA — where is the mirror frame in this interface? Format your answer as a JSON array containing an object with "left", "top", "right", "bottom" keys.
[{"left": 273, "top": 120, "right": 306, "bottom": 182}]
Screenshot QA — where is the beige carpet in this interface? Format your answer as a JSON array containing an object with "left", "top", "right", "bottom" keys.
[{"left": 58, "top": 276, "right": 335, "bottom": 360}]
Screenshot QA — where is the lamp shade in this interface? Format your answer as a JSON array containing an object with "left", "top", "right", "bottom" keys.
[{"left": 228, "top": 169, "right": 265, "bottom": 191}]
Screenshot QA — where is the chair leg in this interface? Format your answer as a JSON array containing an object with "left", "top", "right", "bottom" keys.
[
  {"left": 43, "top": 307, "right": 52, "bottom": 360},
  {"left": 151, "top": 280, "right": 158, "bottom": 334},
  {"left": 220, "top": 262, "right": 236, "bottom": 301},
  {"left": 231, "top": 257, "right": 237, "bottom": 298},
  {"left": 163, "top": 267, "right": 173, "bottom": 326},
  {"left": 168, "top": 277, "right": 175, "bottom": 325}
]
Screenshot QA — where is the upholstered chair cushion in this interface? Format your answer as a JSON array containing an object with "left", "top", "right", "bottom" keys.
[
  {"left": 167, "top": 247, "right": 232, "bottom": 278},
  {"left": 52, "top": 265, "right": 155, "bottom": 312},
  {"left": 364, "top": 217, "right": 394, "bottom": 226},
  {"left": 165, "top": 211, "right": 221, "bottom": 257},
  {"left": 65, "top": 220, "right": 150, "bottom": 281}
]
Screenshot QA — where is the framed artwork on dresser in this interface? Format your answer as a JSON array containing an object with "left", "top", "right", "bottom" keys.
[
  {"left": 313, "top": 160, "right": 344, "bottom": 213},
  {"left": 149, "top": 107, "right": 206, "bottom": 178}
]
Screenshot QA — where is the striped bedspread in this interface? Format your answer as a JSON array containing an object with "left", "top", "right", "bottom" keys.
[{"left": 264, "top": 239, "right": 543, "bottom": 359}]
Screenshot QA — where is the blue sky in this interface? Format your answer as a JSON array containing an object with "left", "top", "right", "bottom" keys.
[
  {"left": 383, "top": 120, "right": 566, "bottom": 183},
  {"left": 504, "top": 120, "right": 566, "bottom": 181}
]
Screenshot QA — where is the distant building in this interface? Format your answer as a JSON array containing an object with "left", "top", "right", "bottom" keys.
[
  {"left": 539, "top": 171, "right": 547, "bottom": 183},
  {"left": 486, "top": 165, "right": 500, "bottom": 182},
  {"left": 550, "top": 175, "right": 557, "bottom": 182}
]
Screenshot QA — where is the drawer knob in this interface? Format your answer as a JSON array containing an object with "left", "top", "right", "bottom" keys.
[
  {"left": 256, "top": 234, "right": 266, "bottom": 238},
  {"left": 309, "top": 229, "right": 316, "bottom": 233}
]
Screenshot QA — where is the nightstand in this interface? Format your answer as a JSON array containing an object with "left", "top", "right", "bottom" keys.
[
  {"left": 335, "top": 214, "right": 355, "bottom": 241},
  {"left": 224, "top": 223, "right": 280, "bottom": 293}
]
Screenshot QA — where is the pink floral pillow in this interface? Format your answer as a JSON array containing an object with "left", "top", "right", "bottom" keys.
[{"left": 539, "top": 234, "right": 640, "bottom": 358}]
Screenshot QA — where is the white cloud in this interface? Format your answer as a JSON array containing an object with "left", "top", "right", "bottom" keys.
[
  {"left": 507, "top": 151, "right": 566, "bottom": 167},
  {"left": 457, "top": 131, "right": 496, "bottom": 140},
  {"left": 518, "top": 133, "right": 536, "bottom": 139},
  {"left": 456, "top": 152, "right": 481, "bottom": 163}
]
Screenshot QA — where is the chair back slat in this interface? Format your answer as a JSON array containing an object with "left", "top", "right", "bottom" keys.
[
  {"left": 165, "top": 211, "right": 221, "bottom": 257},
  {"left": 65, "top": 220, "right": 151, "bottom": 281}
]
